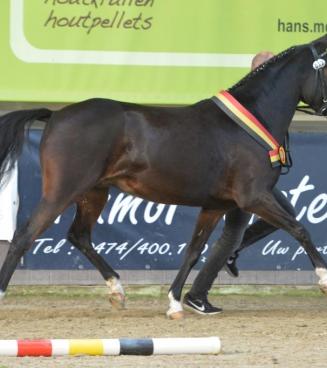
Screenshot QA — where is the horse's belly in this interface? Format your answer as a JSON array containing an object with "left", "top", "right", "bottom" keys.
[{"left": 112, "top": 175, "right": 207, "bottom": 206}]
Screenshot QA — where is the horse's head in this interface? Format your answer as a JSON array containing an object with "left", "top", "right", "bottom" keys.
[{"left": 300, "top": 34, "right": 327, "bottom": 116}]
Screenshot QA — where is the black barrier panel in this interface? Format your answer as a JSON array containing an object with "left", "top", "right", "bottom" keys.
[{"left": 17, "top": 130, "right": 327, "bottom": 271}]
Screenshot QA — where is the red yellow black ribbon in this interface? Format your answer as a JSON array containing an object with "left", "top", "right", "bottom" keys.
[{"left": 212, "top": 90, "right": 285, "bottom": 167}]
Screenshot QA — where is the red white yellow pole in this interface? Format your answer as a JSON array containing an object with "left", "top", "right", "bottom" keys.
[{"left": 0, "top": 337, "right": 221, "bottom": 356}]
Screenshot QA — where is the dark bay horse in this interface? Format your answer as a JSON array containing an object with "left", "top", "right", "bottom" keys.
[{"left": 1, "top": 35, "right": 327, "bottom": 319}]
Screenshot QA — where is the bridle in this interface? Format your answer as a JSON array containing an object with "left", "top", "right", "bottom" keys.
[
  {"left": 289, "top": 43, "right": 327, "bottom": 174},
  {"left": 297, "top": 43, "right": 327, "bottom": 116}
]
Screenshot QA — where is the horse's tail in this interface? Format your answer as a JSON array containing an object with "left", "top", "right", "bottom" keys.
[{"left": 0, "top": 108, "right": 52, "bottom": 187}]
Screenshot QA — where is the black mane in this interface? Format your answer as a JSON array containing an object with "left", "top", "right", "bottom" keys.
[{"left": 229, "top": 46, "right": 297, "bottom": 92}]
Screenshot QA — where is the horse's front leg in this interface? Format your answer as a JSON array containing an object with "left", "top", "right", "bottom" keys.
[
  {"left": 224, "top": 188, "right": 295, "bottom": 277},
  {"left": 238, "top": 188, "right": 295, "bottom": 252},
  {"left": 241, "top": 191, "right": 327, "bottom": 293},
  {"left": 167, "top": 208, "right": 223, "bottom": 319}
]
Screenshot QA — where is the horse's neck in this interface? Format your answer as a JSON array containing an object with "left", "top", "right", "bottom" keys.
[{"left": 232, "top": 61, "right": 302, "bottom": 144}]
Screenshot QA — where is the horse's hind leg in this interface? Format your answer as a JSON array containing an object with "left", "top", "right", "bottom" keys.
[
  {"left": 67, "top": 187, "right": 125, "bottom": 309},
  {"left": 241, "top": 191, "right": 327, "bottom": 293},
  {"left": 0, "top": 197, "right": 67, "bottom": 298},
  {"left": 167, "top": 208, "right": 224, "bottom": 319}
]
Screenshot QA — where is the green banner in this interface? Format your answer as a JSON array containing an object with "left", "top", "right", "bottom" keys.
[{"left": 1, "top": 0, "right": 326, "bottom": 104}]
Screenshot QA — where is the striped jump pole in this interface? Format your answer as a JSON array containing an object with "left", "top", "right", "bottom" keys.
[{"left": 0, "top": 337, "right": 221, "bottom": 357}]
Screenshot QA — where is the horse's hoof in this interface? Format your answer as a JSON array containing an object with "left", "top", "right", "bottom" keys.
[
  {"left": 319, "top": 282, "right": 327, "bottom": 295},
  {"left": 167, "top": 291, "right": 184, "bottom": 319},
  {"left": 167, "top": 310, "right": 184, "bottom": 320},
  {"left": 109, "top": 292, "right": 125, "bottom": 309},
  {"left": 0, "top": 291, "right": 6, "bottom": 303}
]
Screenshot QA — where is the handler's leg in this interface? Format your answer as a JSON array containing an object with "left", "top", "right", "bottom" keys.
[
  {"left": 184, "top": 208, "right": 250, "bottom": 314},
  {"left": 167, "top": 208, "right": 223, "bottom": 319}
]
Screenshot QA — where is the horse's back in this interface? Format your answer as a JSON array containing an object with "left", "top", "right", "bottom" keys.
[{"left": 38, "top": 96, "right": 265, "bottom": 206}]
